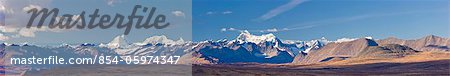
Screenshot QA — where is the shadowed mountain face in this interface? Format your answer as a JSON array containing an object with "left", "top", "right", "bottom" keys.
[
  {"left": 291, "top": 52, "right": 307, "bottom": 64},
  {"left": 188, "top": 31, "right": 314, "bottom": 64},
  {"left": 355, "top": 44, "right": 420, "bottom": 58},
  {"left": 298, "top": 38, "right": 378, "bottom": 64},
  {"left": 377, "top": 35, "right": 450, "bottom": 51},
  {"left": 190, "top": 39, "right": 297, "bottom": 64}
]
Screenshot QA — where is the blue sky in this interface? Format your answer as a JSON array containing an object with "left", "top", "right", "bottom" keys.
[
  {"left": 0, "top": 0, "right": 448, "bottom": 44},
  {"left": 193, "top": 0, "right": 449, "bottom": 41}
]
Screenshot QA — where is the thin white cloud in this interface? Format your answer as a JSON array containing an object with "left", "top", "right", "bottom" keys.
[
  {"left": 228, "top": 28, "right": 237, "bottom": 31},
  {"left": 0, "top": 1, "right": 13, "bottom": 14},
  {"left": 257, "top": 0, "right": 309, "bottom": 21},
  {"left": 22, "top": 4, "right": 42, "bottom": 12},
  {"left": 18, "top": 27, "right": 47, "bottom": 37},
  {"left": 3, "top": 0, "right": 50, "bottom": 27},
  {"left": 220, "top": 27, "right": 243, "bottom": 32},
  {"left": 0, "top": 33, "right": 10, "bottom": 41},
  {"left": 0, "top": 2, "right": 4, "bottom": 11},
  {"left": 265, "top": 28, "right": 278, "bottom": 32},
  {"left": 18, "top": 28, "right": 37, "bottom": 37},
  {"left": 0, "top": 26, "right": 19, "bottom": 33},
  {"left": 222, "top": 11, "right": 232, "bottom": 14},
  {"left": 258, "top": 28, "right": 292, "bottom": 33},
  {"left": 230, "top": 9, "right": 446, "bottom": 34},
  {"left": 0, "top": 5, "right": 13, "bottom": 14},
  {"left": 17, "top": 27, "right": 66, "bottom": 37},
  {"left": 207, "top": 11, "right": 233, "bottom": 15},
  {"left": 220, "top": 28, "right": 227, "bottom": 32},
  {"left": 0, "top": 25, "right": 67, "bottom": 38},
  {"left": 206, "top": 11, "right": 215, "bottom": 15},
  {"left": 0, "top": 4, "right": 5, "bottom": 12},
  {"left": 107, "top": 0, "right": 116, "bottom": 6},
  {"left": 280, "top": 9, "right": 446, "bottom": 32},
  {"left": 0, "top": 0, "right": 65, "bottom": 40},
  {"left": 172, "top": 11, "right": 186, "bottom": 17}
]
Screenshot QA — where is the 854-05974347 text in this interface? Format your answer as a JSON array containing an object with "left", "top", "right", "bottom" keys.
[{"left": 10, "top": 55, "right": 181, "bottom": 65}]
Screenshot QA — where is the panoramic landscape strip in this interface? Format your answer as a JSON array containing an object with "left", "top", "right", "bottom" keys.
[{"left": 0, "top": 0, "right": 449, "bottom": 76}]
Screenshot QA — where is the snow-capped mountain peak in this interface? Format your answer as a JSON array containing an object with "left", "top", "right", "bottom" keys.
[
  {"left": 334, "top": 38, "right": 358, "bottom": 43},
  {"left": 365, "top": 36, "right": 373, "bottom": 40},
  {"left": 176, "top": 38, "right": 185, "bottom": 44},
  {"left": 235, "top": 30, "right": 279, "bottom": 44},
  {"left": 104, "top": 35, "right": 128, "bottom": 49},
  {"left": 282, "top": 37, "right": 330, "bottom": 53},
  {"left": 135, "top": 35, "right": 186, "bottom": 45},
  {"left": 304, "top": 40, "right": 326, "bottom": 53}
]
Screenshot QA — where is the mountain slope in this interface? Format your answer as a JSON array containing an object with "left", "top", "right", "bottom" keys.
[
  {"left": 355, "top": 44, "right": 420, "bottom": 58},
  {"left": 377, "top": 35, "right": 450, "bottom": 51},
  {"left": 298, "top": 38, "right": 378, "bottom": 64}
]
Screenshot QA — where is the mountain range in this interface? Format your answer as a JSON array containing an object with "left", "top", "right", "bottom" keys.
[
  {"left": 187, "top": 32, "right": 449, "bottom": 64},
  {"left": 0, "top": 31, "right": 449, "bottom": 75}
]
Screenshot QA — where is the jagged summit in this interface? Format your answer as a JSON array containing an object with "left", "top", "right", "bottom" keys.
[
  {"left": 304, "top": 39, "right": 326, "bottom": 53},
  {"left": 104, "top": 35, "right": 129, "bottom": 49},
  {"left": 363, "top": 36, "right": 373, "bottom": 39},
  {"left": 135, "top": 35, "right": 186, "bottom": 45},
  {"left": 235, "top": 30, "right": 279, "bottom": 44},
  {"left": 424, "top": 35, "right": 438, "bottom": 39},
  {"left": 189, "top": 30, "right": 299, "bottom": 64}
]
